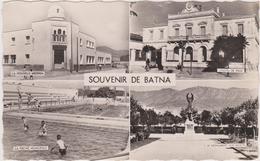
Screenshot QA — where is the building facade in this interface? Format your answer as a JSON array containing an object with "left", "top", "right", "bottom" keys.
[
  {"left": 3, "top": 5, "right": 112, "bottom": 72},
  {"left": 130, "top": 2, "right": 259, "bottom": 71}
]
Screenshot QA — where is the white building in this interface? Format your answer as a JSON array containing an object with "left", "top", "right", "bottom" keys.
[
  {"left": 130, "top": 2, "right": 259, "bottom": 71},
  {"left": 3, "top": 5, "right": 112, "bottom": 73}
]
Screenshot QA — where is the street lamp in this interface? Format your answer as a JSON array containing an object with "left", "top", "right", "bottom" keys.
[{"left": 177, "top": 41, "right": 186, "bottom": 72}]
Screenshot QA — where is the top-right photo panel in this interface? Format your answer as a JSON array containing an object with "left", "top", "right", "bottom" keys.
[{"left": 129, "top": 1, "right": 259, "bottom": 80}]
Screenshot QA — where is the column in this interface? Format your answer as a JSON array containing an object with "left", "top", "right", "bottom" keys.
[
  {"left": 178, "top": 48, "right": 182, "bottom": 63},
  {"left": 193, "top": 49, "right": 198, "bottom": 62},
  {"left": 130, "top": 49, "right": 136, "bottom": 62},
  {"left": 161, "top": 47, "right": 166, "bottom": 64},
  {"left": 197, "top": 47, "right": 202, "bottom": 63},
  {"left": 52, "top": 49, "right": 55, "bottom": 70},
  {"left": 64, "top": 49, "right": 67, "bottom": 69}
]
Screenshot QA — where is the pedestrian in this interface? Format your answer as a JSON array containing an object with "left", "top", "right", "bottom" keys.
[
  {"left": 145, "top": 58, "right": 150, "bottom": 71},
  {"left": 18, "top": 90, "right": 22, "bottom": 111},
  {"left": 51, "top": 134, "right": 68, "bottom": 158},
  {"left": 29, "top": 69, "right": 33, "bottom": 80},
  {"left": 38, "top": 120, "right": 47, "bottom": 136},
  {"left": 27, "top": 93, "right": 32, "bottom": 108},
  {"left": 35, "top": 99, "right": 41, "bottom": 112},
  {"left": 23, "top": 65, "right": 27, "bottom": 80},
  {"left": 21, "top": 116, "right": 29, "bottom": 132}
]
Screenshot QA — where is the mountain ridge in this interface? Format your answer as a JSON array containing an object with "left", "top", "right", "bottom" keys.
[{"left": 131, "top": 86, "right": 257, "bottom": 114}]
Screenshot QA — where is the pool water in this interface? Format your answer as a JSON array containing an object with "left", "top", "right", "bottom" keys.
[{"left": 3, "top": 117, "right": 129, "bottom": 160}]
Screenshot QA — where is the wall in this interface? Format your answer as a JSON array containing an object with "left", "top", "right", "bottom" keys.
[{"left": 3, "top": 29, "right": 33, "bottom": 65}]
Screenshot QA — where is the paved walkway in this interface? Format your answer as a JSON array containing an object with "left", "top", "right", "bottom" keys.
[
  {"left": 5, "top": 111, "right": 128, "bottom": 130},
  {"left": 130, "top": 134, "right": 248, "bottom": 160}
]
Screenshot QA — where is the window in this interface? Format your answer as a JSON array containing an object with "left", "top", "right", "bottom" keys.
[
  {"left": 238, "top": 24, "right": 244, "bottom": 35},
  {"left": 175, "top": 28, "right": 179, "bottom": 36},
  {"left": 200, "top": 26, "right": 206, "bottom": 35},
  {"left": 222, "top": 25, "right": 228, "bottom": 35},
  {"left": 4, "top": 55, "right": 9, "bottom": 64},
  {"left": 57, "top": 29, "right": 62, "bottom": 41},
  {"left": 25, "top": 36, "right": 30, "bottom": 44},
  {"left": 25, "top": 54, "right": 30, "bottom": 59},
  {"left": 80, "top": 38, "right": 82, "bottom": 46},
  {"left": 149, "top": 30, "right": 153, "bottom": 40},
  {"left": 86, "top": 41, "right": 88, "bottom": 47},
  {"left": 53, "top": 30, "right": 57, "bottom": 41},
  {"left": 11, "top": 55, "right": 16, "bottom": 64},
  {"left": 79, "top": 55, "right": 83, "bottom": 64},
  {"left": 160, "top": 29, "right": 164, "bottom": 40},
  {"left": 11, "top": 37, "right": 15, "bottom": 45},
  {"left": 166, "top": 51, "right": 174, "bottom": 61},
  {"left": 186, "top": 27, "right": 192, "bottom": 37}
]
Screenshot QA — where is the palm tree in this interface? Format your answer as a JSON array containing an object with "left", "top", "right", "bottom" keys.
[
  {"left": 209, "top": 34, "right": 249, "bottom": 72},
  {"left": 130, "top": 2, "right": 138, "bottom": 17}
]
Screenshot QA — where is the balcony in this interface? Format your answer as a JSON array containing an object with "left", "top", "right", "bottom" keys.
[
  {"left": 52, "top": 34, "right": 67, "bottom": 44},
  {"left": 168, "top": 34, "right": 211, "bottom": 42}
]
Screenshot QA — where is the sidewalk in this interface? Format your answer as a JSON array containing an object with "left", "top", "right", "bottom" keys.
[
  {"left": 5, "top": 111, "right": 129, "bottom": 130},
  {"left": 130, "top": 134, "right": 247, "bottom": 160}
]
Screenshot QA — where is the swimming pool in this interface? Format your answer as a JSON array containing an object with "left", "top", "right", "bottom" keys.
[{"left": 3, "top": 116, "right": 129, "bottom": 160}]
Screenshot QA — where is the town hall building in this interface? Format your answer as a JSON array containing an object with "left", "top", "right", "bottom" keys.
[
  {"left": 3, "top": 5, "right": 112, "bottom": 72},
  {"left": 130, "top": 2, "right": 259, "bottom": 71}
]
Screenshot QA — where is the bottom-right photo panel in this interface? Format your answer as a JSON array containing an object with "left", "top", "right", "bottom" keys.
[{"left": 130, "top": 80, "right": 258, "bottom": 160}]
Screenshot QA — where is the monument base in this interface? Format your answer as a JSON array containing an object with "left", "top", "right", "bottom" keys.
[{"left": 184, "top": 119, "right": 195, "bottom": 135}]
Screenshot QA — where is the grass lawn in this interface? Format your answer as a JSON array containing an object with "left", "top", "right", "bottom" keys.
[
  {"left": 3, "top": 116, "right": 128, "bottom": 160},
  {"left": 131, "top": 138, "right": 160, "bottom": 151}
]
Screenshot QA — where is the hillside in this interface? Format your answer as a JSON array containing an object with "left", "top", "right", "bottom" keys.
[
  {"left": 96, "top": 46, "right": 129, "bottom": 61},
  {"left": 131, "top": 87, "right": 258, "bottom": 114}
]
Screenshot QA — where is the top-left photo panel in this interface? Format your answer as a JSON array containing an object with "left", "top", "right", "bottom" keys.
[{"left": 2, "top": 1, "right": 129, "bottom": 80}]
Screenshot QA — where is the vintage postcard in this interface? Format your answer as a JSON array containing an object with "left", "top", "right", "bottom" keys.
[{"left": 1, "top": 0, "right": 259, "bottom": 161}]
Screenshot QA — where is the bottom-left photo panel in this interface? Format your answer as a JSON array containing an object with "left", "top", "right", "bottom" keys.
[{"left": 2, "top": 80, "right": 129, "bottom": 160}]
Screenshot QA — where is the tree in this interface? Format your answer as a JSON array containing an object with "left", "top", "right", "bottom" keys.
[
  {"left": 220, "top": 107, "right": 237, "bottom": 125},
  {"left": 176, "top": 41, "right": 187, "bottom": 71},
  {"left": 211, "top": 112, "right": 222, "bottom": 126},
  {"left": 201, "top": 110, "right": 212, "bottom": 125},
  {"left": 130, "top": 96, "right": 142, "bottom": 128},
  {"left": 130, "top": 2, "right": 138, "bottom": 17},
  {"left": 94, "top": 87, "right": 115, "bottom": 98},
  {"left": 163, "top": 111, "right": 175, "bottom": 125},
  {"left": 146, "top": 109, "right": 159, "bottom": 125},
  {"left": 180, "top": 107, "right": 198, "bottom": 121},
  {"left": 207, "top": 34, "right": 249, "bottom": 71}
]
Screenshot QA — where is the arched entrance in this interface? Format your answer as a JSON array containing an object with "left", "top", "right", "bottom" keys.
[
  {"left": 53, "top": 45, "right": 67, "bottom": 70},
  {"left": 186, "top": 46, "right": 193, "bottom": 61},
  {"left": 174, "top": 47, "right": 179, "bottom": 61},
  {"left": 200, "top": 46, "right": 207, "bottom": 62}
]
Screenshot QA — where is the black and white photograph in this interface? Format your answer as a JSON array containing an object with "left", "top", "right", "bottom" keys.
[
  {"left": 130, "top": 80, "right": 258, "bottom": 160},
  {"left": 130, "top": 1, "right": 258, "bottom": 79},
  {"left": 3, "top": 80, "right": 129, "bottom": 160},
  {"left": 0, "top": 0, "right": 259, "bottom": 160},
  {"left": 2, "top": 0, "right": 129, "bottom": 80}
]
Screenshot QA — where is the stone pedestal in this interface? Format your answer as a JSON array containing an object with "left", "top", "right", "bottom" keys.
[{"left": 184, "top": 119, "right": 195, "bottom": 135}]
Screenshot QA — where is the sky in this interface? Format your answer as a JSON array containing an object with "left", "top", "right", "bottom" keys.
[
  {"left": 130, "top": 1, "right": 259, "bottom": 34},
  {"left": 2, "top": 1, "right": 129, "bottom": 50},
  {"left": 131, "top": 80, "right": 259, "bottom": 91}
]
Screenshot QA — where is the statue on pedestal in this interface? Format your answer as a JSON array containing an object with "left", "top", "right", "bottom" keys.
[
  {"left": 184, "top": 92, "right": 195, "bottom": 135},
  {"left": 186, "top": 93, "right": 194, "bottom": 121}
]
